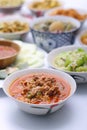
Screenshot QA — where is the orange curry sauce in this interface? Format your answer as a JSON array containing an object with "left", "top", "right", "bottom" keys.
[
  {"left": 0, "top": 45, "right": 17, "bottom": 59},
  {"left": 9, "top": 73, "right": 71, "bottom": 104}
]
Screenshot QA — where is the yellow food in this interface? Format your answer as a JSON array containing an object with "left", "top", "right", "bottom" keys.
[
  {"left": 81, "top": 33, "right": 87, "bottom": 45},
  {"left": 50, "top": 9, "right": 87, "bottom": 21},
  {"left": 0, "top": 21, "right": 29, "bottom": 33},
  {"left": 34, "top": 20, "right": 76, "bottom": 33},
  {"left": 29, "top": 0, "right": 61, "bottom": 10},
  {"left": 0, "top": 0, "right": 24, "bottom": 7},
  {"left": 49, "top": 21, "right": 64, "bottom": 32}
]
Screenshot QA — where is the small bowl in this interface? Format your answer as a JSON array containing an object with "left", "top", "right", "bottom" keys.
[
  {"left": 45, "top": 7, "right": 87, "bottom": 25},
  {"left": 0, "top": 5, "right": 23, "bottom": 13},
  {"left": 28, "top": 0, "right": 63, "bottom": 17},
  {"left": 30, "top": 16, "right": 80, "bottom": 52},
  {"left": 0, "top": 40, "right": 20, "bottom": 69},
  {"left": 3, "top": 68, "right": 76, "bottom": 115},
  {"left": 77, "top": 30, "right": 87, "bottom": 46},
  {"left": 0, "top": 15, "right": 30, "bottom": 40},
  {"left": 0, "top": 0, "right": 24, "bottom": 13},
  {"left": 47, "top": 45, "right": 87, "bottom": 83}
]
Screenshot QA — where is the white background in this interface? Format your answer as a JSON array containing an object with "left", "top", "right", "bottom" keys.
[{"left": 0, "top": 0, "right": 87, "bottom": 130}]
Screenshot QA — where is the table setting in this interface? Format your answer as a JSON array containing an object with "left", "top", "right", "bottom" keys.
[{"left": 0, "top": 0, "right": 87, "bottom": 130}]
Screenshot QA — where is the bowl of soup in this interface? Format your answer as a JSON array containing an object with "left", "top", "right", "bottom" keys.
[
  {"left": 30, "top": 16, "right": 80, "bottom": 52},
  {"left": 0, "top": 15, "right": 30, "bottom": 40},
  {"left": 3, "top": 68, "right": 76, "bottom": 115},
  {"left": 28, "top": 0, "right": 62, "bottom": 17},
  {"left": 47, "top": 45, "right": 87, "bottom": 83},
  {"left": 0, "top": 40, "right": 20, "bottom": 69},
  {"left": 0, "top": 0, "right": 24, "bottom": 13}
]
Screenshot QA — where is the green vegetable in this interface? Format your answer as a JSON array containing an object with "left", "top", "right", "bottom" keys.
[
  {"left": 76, "top": 66, "right": 87, "bottom": 72},
  {"left": 76, "top": 57, "right": 84, "bottom": 67},
  {"left": 54, "top": 48, "right": 87, "bottom": 72}
]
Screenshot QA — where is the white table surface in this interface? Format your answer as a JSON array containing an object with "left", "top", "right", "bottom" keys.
[{"left": 0, "top": 0, "right": 87, "bottom": 130}]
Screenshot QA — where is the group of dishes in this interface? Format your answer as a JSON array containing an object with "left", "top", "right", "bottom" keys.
[
  {"left": 0, "top": 40, "right": 46, "bottom": 79},
  {"left": 0, "top": 39, "right": 76, "bottom": 115},
  {"left": 0, "top": 0, "right": 87, "bottom": 47},
  {"left": 45, "top": 6, "right": 87, "bottom": 46},
  {"left": 0, "top": 0, "right": 87, "bottom": 115}
]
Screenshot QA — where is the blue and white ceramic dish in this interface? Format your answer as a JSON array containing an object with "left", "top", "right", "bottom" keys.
[{"left": 30, "top": 16, "right": 80, "bottom": 52}]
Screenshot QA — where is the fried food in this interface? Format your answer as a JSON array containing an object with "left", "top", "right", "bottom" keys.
[
  {"left": 81, "top": 33, "right": 87, "bottom": 45},
  {"left": 50, "top": 9, "right": 87, "bottom": 21},
  {"left": 0, "top": 21, "right": 29, "bottom": 33},
  {"left": 0, "top": 0, "right": 24, "bottom": 7}
]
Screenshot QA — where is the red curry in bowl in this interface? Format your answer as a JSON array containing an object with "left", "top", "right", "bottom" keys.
[
  {"left": 9, "top": 73, "right": 71, "bottom": 104},
  {"left": 0, "top": 45, "right": 17, "bottom": 59},
  {"left": 0, "top": 40, "right": 20, "bottom": 69}
]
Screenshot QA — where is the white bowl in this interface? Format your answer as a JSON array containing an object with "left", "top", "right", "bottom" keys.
[
  {"left": 45, "top": 7, "right": 87, "bottom": 25},
  {"left": 27, "top": 0, "right": 63, "bottom": 17},
  {"left": 3, "top": 68, "right": 76, "bottom": 115},
  {"left": 30, "top": 16, "right": 80, "bottom": 52},
  {"left": 0, "top": 15, "right": 30, "bottom": 40},
  {"left": 47, "top": 45, "right": 87, "bottom": 83}
]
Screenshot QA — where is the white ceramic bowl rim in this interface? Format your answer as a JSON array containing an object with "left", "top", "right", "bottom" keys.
[
  {"left": 47, "top": 45, "right": 87, "bottom": 74},
  {"left": 30, "top": 16, "right": 81, "bottom": 34},
  {"left": 3, "top": 68, "right": 76, "bottom": 106},
  {"left": 0, "top": 15, "right": 30, "bottom": 35}
]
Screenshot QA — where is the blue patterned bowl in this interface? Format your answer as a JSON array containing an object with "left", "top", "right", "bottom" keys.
[{"left": 30, "top": 16, "right": 81, "bottom": 52}]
